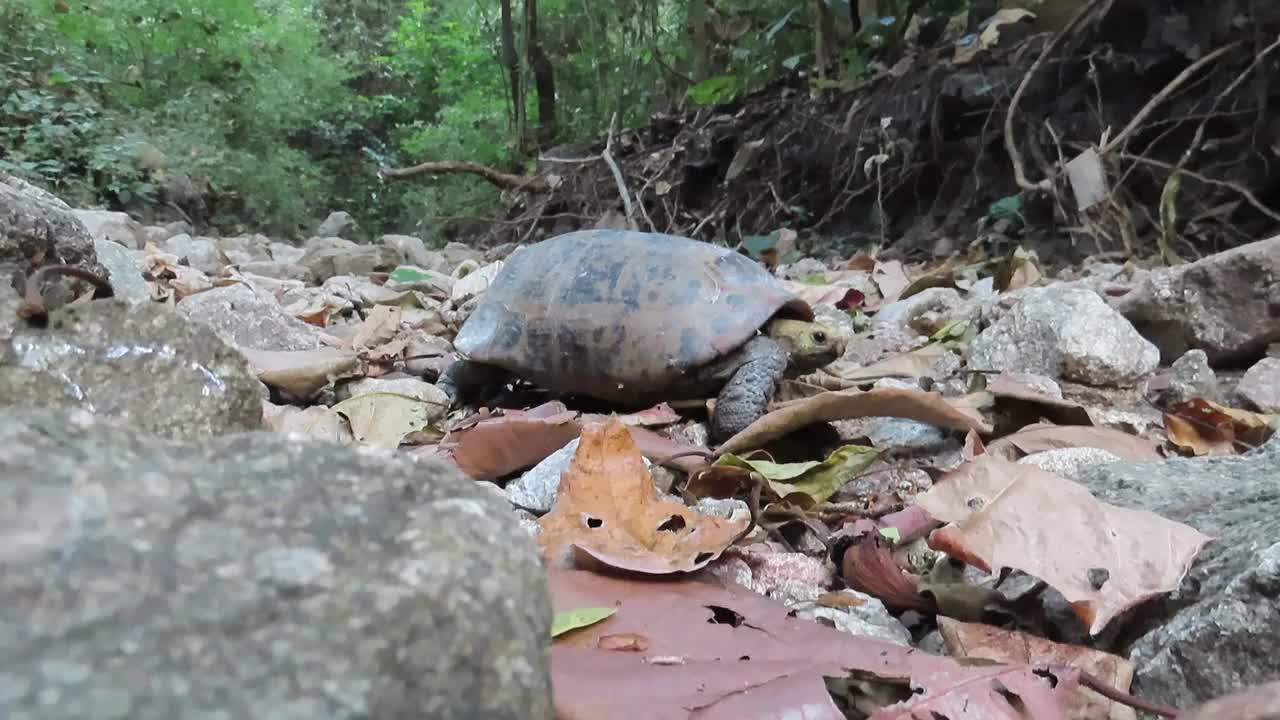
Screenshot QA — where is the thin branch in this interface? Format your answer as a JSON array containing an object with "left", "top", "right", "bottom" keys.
[
  {"left": 1099, "top": 41, "right": 1243, "bottom": 156},
  {"left": 379, "top": 160, "right": 552, "bottom": 192},
  {"left": 1118, "top": 152, "right": 1280, "bottom": 223},
  {"left": 600, "top": 113, "right": 636, "bottom": 226}
]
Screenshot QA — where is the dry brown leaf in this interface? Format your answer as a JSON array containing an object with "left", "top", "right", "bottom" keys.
[
  {"left": 780, "top": 279, "right": 867, "bottom": 309},
  {"left": 537, "top": 418, "right": 748, "bottom": 573},
  {"left": 351, "top": 304, "right": 402, "bottom": 350},
  {"left": 814, "top": 343, "right": 951, "bottom": 387},
  {"left": 872, "top": 259, "right": 912, "bottom": 306},
  {"left": 261, "top": 403, "right": 353, "bottom": 444},
  {"left": 717, "top": 386, "right": 993, "bottom": 455},
  {"left": 548, "top": 566, "right": 1054, "bottom": 720},
  {"left": 919, "top": 455, "right": 1213, "bottom": 635},
  {"left": 439, "top": 402, "right": 706, "bottom": 480},
  {"left": 938, "top": 617, "right": 1136, "bottom": 720},
  {"left": 985, "top": 422, "right": 1164, "bottom": 462},
  {"left": 618, "top": 402, "right": 681, "bottom": 427},
  {"left": 240, "top": 347, "right": 362, "bottom": 398},
  {"left": 1164, "top": 397, "right": 1276, "bottom": 456},
  {"left": 869, "top": 662, "right": 1078, "bottom": 720},
  {"left": 987, "top": 373, "right": 1094, "bottom": 427}
]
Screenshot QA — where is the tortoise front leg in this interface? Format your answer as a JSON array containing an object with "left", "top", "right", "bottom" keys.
[
  {"left": 437, "top": 358, "right": 511, "bottom": 408},
  {"left": 709, "top": 337, "right": 788, "bottom": 441}
]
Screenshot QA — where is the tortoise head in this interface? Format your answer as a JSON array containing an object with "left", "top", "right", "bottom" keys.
[{"left": 765, "top": 318, "right": 848, "bottom": 373}]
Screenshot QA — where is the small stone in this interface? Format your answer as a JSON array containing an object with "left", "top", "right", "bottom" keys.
[
  {"left": 270, "top": 242, "right": 306, "bottom": 265},
  {"left": 776, "top": 257, "right": 829, "bottom": 280},
  {"left": 315, "top": 211, "right": 366, "bottom": 242},
  {"left": 1164, "top": 349, "right": 1219, "bottom": 404},
  {"left": 874, "top": 287, "right": 975, "bottom": 337},
  {"left": 1236, "top": 357, "right": 1280, "bottom": 412},
  {"left": 93, "top": 238, "right": 150, "bottom": 303},
  {"left": 381, "top": 234, "right": 432, "bottom": 267},
  {"left": 162, "top": 234, "right": 226, "bottom": 275}
]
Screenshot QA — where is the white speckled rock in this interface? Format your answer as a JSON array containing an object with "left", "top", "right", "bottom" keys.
[{"left": 966, "top": 286, "right": 1159, "bottom": 386}]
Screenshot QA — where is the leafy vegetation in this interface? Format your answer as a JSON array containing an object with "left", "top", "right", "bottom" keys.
[{"left": 0, "top": 0, "right": 964, "bottom": 239}]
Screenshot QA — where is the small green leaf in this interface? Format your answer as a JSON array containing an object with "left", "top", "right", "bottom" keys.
[
  {"left": 782, "top": 54, "right": 803, "bottom": 70},
  {"left": 717, "top": 444, "right": 881, "bottom": 504},
  {"left": 989, "top": 194, "right": 1024, "bottom": 220},
  {"left": 802, "top": 273, "right": 829, "bottom": 285},
  {"left": 388, "top": 266, "right": 435, "bottom": 283},
  {"left": 879, "top": 527, "right": 902, "bottom": 544},
  {"left": 687, "top": 75, "right": 741, "bottom": 106},
  {"left": 552, "top": 607, "right": 617, "bottom": 638}
]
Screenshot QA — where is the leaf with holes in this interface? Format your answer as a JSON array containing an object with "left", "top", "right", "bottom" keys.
[{"left": 538, "top": 417, "right": 749, "bottom": 573}]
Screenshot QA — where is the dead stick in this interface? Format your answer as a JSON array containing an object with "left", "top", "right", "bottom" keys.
[{"left": 600, "top": 113, "right": 635, "bottom": 225}]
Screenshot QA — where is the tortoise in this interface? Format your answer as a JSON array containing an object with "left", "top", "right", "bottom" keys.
[{"left": 437, "top": 229, "right": 847, "bottom": 441}]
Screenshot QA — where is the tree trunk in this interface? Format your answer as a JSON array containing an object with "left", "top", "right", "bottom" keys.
[
  {"left": 500, "top": 0, "right": 525, "bottom": 145},
  {"left": 813, "top": 0, "right": 836, "bottom": 79},
  {"left": 688, "top": 0, "right": 710, "bottom": 82},
  {"left": 524, "top": 0, "right": 557, "bottom": 144}
]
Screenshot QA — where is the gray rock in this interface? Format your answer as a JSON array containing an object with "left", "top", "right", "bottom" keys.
[
  {"left": 315, "top": 211, "right": 366, "bottom": 242},
  {"left": 0, "top": 280, "right": 20, "bottom": 339},
  {"left": 966, "top": 286, "right": 1160, "bottom": 386},
  {"left": 300, "top": 237, "right": 403, "bottom": 282},
  {"left": 270, "top": 241, "right": 306, "bottom": 265},
  {"left": 179, "top": 283, "right": 322, "bottom": 351},
  {"left": 217, "top": 234, "right": 273, "bottom": 265},
  {"left": 0, "top": 172, "right": 100, "bottom": 283},
  {"left": 71, "top": 209, "right": 147, "bottom": 249},
  {"left": 0, "top": 299, "right": 263, "bottom": 439},
  {"left": 162, "top": 234, "right": 226, "bottom": 276},
  {"left": 381, "top": 234, "right": 432, "bottom": 268},
  {"left": 1018, "top": 446, "right": 1122, "bottom": 479},
  {"left": 1236, "top": 357, "right": 1280, "bottom": 412},
  {"left": 237, "top": 260, "right": 315, "bottom": 283},
  {"left": 793, "top": 591, "right": 913, "bottom": 647},
  {"left": 91, "top": 238, "right": 150, "bottom": 303},
  {"left": 1072, "top": 434, "right": 1280, "bottom": 709},
  {"left": 873, "top": 287, "right": 975, "bottom": 337},
  {"left": 1112, "top": 234, "right": 1280, "bottom": 364},
  {"left": 417, "top": 242, "right": 485, "bottom": 275},
  {"left": 776, "top": 257, "right": 829, "bottom": 281},
  {"left": 1165, "top": 349, "right": 1219, "bottom": 404},
  {"left": 0, "top": 408, "right": 552, "bottom": 720}
]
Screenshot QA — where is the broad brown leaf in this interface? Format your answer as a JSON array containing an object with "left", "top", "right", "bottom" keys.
[
  {"left": 869, "top": 662, "right": 1079, "bottom": 720},
  {"left": 538, "top": 418, "right": 748, "bottom": 573},
  {"left": 985, "top": 422, "right": 1164, "bottom": 462},
  {"left": 240, "top": 346, "right": 362, "bottom": 399},
  {"left": 717, "top": 387, "right": 993, "bottom": 455},
  {"left": 919, "top": 456, "right": 1213, "bottom": 635},
  {"left": 1164, "top": 398, "right": 1276, "bottom": 456},
  {"left": 938, "top": 617, "right": 1136, "bottom": 720},
  {"left": 547, "top": 566, "right": 1057, "bottom": 720}
]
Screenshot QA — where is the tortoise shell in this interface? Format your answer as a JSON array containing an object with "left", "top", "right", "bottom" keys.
[{"left": 452, "top": 229, "right": 813, "bottom": 404}]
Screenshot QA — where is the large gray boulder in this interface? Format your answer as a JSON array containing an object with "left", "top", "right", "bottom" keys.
[
  {"left": 0, "top": 408, "right": 553, "bottom": 720},
  {"left": 1111, "top": 234, "right": 1280, "bottom": 365},
  {"left": 1072, "top": 433, "right": 1280, "bottom": 709},
  {"left": 0, "top": 172, "right": 100, "bottom": 286},
  {"left": 0, "top": 299, "right": 263, "bottom": 439},
  {"left": 178, "top": 283, "right": 322, "bottom": 352}
]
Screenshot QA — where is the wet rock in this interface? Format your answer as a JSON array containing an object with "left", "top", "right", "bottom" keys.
[
  {"left": 0, "top": 300, "right": 263, "bottom": 439},
  {"left": 71, "top": 209, "right": 148, "bottom": 249},
  {"left": 0, "top": 407, "right": 552, "bottom": 720},
  {"left": 873, "top": 287, "right": 975, "bottom": 337},
  {"left": 315, "top": 210, "right": 366, "bottom": 242},
  {"left": 0, "top": 172, "right": 100, "bottom": 283},
  {"left": 1112, "top": 234, "right": 1280, "bottom": 364},
  {"left": 966, "top": 287, "right": 1159, "bottom": 386},
  {"left": 381, "top": 234, "right": 432, "bottom": 268},
  {"left": 162, "top": 233, "right": 226, "bottom": 275},
  {"left": 179, "top": 283, "right": 322, "bottom": 351},
  {"left": 1236, "top": 356, "right": 1280, "bottom": 412},
  {"left": 92, "top": 238, "right": 150, "bottom": 303},
  {"left": 1164, "top": 349, "right": 1219, "bottom": 404},
  {"left": 237, "top": 260, "right": 315, "bottom": 283},
  {"left": 1072, "top": 434, "right": 1280, "bottom": 709},
  {"left": 300, "top": 237, "right": 403, "bottom": 282}
]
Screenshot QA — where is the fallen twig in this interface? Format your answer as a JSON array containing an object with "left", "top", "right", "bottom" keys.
[
  {"left": 601, "top": 113, "right": 636, "bottom": 227},
  {"left": 379, "top": 159, "right": 553, "bottom": 192}
]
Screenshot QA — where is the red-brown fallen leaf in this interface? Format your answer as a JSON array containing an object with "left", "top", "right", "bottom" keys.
[
  {"left": 618, "top": 402, "right": 682, "bottom": 427},
  {"left": 547, "top": 566, "right": 1061, "bottom": 720},
  {"left": 350, "top": 304, "right": 401, "bottom": 350},
  {"left": 840, "top": 532, "right": 935, "bottom": 613},
  {"left": 438, "top": 402, "right": 706, "bottom": 480},
  {"left": 812, "top": 343, "right": 952, "bottom": 387},
  {"left": 985, "top": 422, "right": 1164, "bottom": 462},
  {"left": 845, "top": 251, "right": 878, "bottom": 272},
  {"left": 938, "top": 617, "right": 1137, "bottom": 720},
  {"left": 717, "top": 387, "right": 993, "bottom": 455},
  {"left": 869, "top": 662, "right": 1080, "bottom": 720},
  {"left": 781, "top": 280, "right": 866, "bottom": 309},
  {"left": 1180, "top": 680, "right": 1280, "bottom": 720},
  {"left": 918, "top": 455, "right": 1213, "bottom": 635},
  {"left": 538, "top": 418, "right": 749, "bottom": 573},
  {"left": 1164, "top": 397, "right": 1276, "bottom": 456}
]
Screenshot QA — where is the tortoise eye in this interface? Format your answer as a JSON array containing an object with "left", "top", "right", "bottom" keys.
[{"left": 813, "top": 331, "right": 827, "bottom": 344}]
